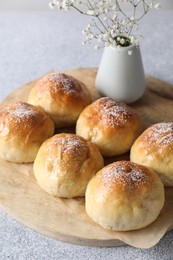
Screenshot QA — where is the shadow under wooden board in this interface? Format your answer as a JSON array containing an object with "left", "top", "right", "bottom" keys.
[{"left": 0, "top": 68, "right": 173, "bottom": 249}]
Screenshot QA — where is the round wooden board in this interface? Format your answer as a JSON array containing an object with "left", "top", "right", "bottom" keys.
[{"left": 1, "top": 68, "right": 173, "bottom": 249}]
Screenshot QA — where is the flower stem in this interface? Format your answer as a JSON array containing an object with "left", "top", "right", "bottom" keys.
[{"left": 87, "top": 0, "right": 109, "bottom": 32}]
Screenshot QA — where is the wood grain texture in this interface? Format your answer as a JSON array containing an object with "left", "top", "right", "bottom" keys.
[{"left": 0, "top": 68, "right": 173, "bottom": 248}]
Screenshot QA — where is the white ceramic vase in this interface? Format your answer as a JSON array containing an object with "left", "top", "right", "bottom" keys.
[{"left": 95, "top": 44, "right": 146, "bottom": 104}]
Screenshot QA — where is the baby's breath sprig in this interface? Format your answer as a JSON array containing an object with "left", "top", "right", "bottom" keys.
[{"left": 49, "top": 0, "right": 161, "bottom": 49}]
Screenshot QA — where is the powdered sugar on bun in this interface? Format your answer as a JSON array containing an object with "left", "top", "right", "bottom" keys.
[
  {"left": 100, "top": 161, "right": 150, "bottom": 192},
  {"left": 98, "top": 97, "right": 132, "bottom": 128},
  {"left": 46, "top": 73, "right": 84, "bottom": 98},
  {"left": 86, "top": 161, "right": 164, "bottom": 231},
  {"left": 0, "top": 102, "right": 46, "bottom": 125},
  {"left": 141, "top": 122, "right": 173, "bottom": 147},
  {"left": 0, "top": 102, "right": 54, "bottom": 163},
  {"left": 131, "top": 122, "right": 173, "bottom": 186},
  {"left": 28, "top": 72, "right": 91, "bottom": 128},
  {"left": 76, "top": 97, "right": 141, "bottom": 156}
]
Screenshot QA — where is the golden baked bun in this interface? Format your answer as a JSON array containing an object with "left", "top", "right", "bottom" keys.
[
  {"left": 76, "top": 97, "right": 141, "bottom": 157},
  {"left": 33, "top": 133, "right": 104, "bottom": 198},
  {"left": 28, "top": 73, "right": 91, "bottom": 128},
  {"left": 130, "top": 122, "right": 173, "bottom": 186},
  {"left": 0, "top": 102, "right": 54, "bottom": 163},
  {"left": 86, "top": 161, "right": 164, "bottom": 231}
]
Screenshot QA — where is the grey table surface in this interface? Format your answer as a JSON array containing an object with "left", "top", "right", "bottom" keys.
[{"left": 0, "top": 10, "right": 173, "bottom": 260}]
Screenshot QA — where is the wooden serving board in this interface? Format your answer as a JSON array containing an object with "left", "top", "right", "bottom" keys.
[{"left": 1, "top": 68, "right": 173, "bottom": 249}]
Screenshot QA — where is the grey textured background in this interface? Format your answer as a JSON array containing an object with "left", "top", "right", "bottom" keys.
[{"left": 0, "top": 10, "right": 173, "bottom": 260}]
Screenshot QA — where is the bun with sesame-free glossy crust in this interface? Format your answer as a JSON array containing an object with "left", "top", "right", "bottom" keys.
[
  {"left": 130, "top": 122, "right": 173, "bottom": 186},
  {"left": 33, "top": 133, "right": 104, "bottom": 198},
  {"left": 28, "top": 73, "right": 91, "bottom": 128},
  {"left": 0, "top": 102, "right": 54, "bottom": 163},
  {"left": 85, "top": 161, "right": 164, "bottom": 231},
  {"left": 76, "top": 97, "right": 142, "bottom": 157}
]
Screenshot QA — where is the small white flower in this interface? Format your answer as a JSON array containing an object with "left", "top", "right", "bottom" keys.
[
  {"left": 130, "top": 35, "right": 135, "bottom": 43},
  {"left": 87, "top": 10, "right": 95, "bottom": 16},
  {"left": 120, "top": 38, "right": 125, "bottom": 45},
  {"left": 128, "top": 50, "right": 133, "bottom": 55},
  {"left": 112, "top": 14, "right": 117, "bottom": 21},
  {"left": 149, "top": 3, "right": 154, "bottom": 9},
  {"left": 121, "top": 19, "right": 126, "bottom": 25},
  {"left": 112, "top": 6, "right": 118, "bottom": 12},
  {"left": 154, "top": 3, "right": 161, "bottom": 9},
  {"left": 110, "top": 29, "right": 115, "bottom": 36},
  {"left": 102, "top": 33, "right": 110, "bottom": 41},
  {"left": 94, "top": 45, "right": 100, "bottom": 50},
  {"left": 85, "top": 35, "right": 90, "bottom": 40},
  {"left": 49, "top": 2, "right": 55, "bottom": 9},
  {"left": 97, "top": 34, "right": 102, "bottom": 42}
]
